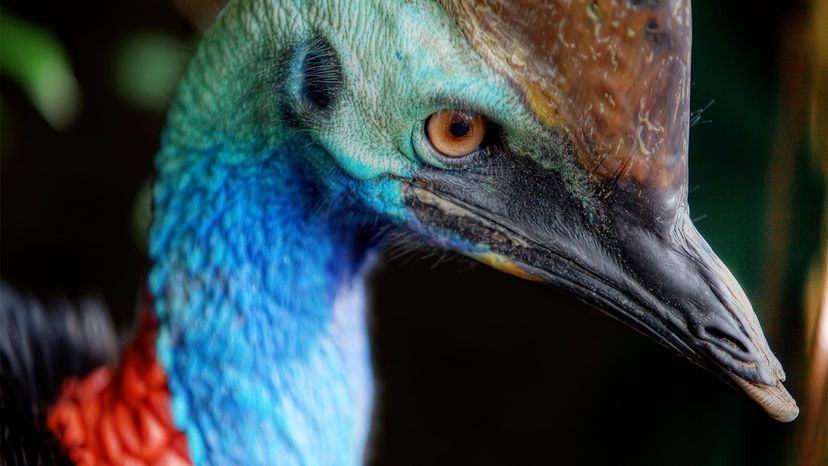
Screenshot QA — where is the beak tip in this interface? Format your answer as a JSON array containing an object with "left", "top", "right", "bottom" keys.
[
  {"left": 778, "top": 407, "right": 800, "bottom": 423},
  {"left": 731, "top": 376, "right": 799, "bottom": 422},
  {"left": 771, "top": 400, "right": 799, "bottom": 423}
]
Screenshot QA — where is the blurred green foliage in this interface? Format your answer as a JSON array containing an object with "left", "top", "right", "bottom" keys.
[
  {"left": 111, "top": 30, "right": 190, "bottom": 246},
  {"left": 113, "top": 31, "right": 190, "bottom": 113},
  {"left": 0, "top": 8, "right": 79, "bottom": 129},
  {"left": 131, "top": 178, "right": 153, "bottom": 252}
]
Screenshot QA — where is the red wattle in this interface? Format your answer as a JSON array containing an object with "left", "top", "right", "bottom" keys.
[{"left": 47, "top": 311, "right": 193, "bottom": 466}]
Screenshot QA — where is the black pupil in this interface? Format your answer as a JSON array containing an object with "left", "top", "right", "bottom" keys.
[{"left": 449, "top": 120, "right": 470, "bottom": 138}]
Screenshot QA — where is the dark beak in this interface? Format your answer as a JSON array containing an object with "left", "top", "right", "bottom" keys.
[
  {"left": 401, "top": 155, "right": 799, "bottom": 422},
  {"left": 419, "top": 0, "right": 797, "bottom": 421}
]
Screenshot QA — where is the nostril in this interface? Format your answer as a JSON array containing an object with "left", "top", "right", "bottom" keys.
[{"left": 704, "top": 325, "right": 752, "bottom": 357}]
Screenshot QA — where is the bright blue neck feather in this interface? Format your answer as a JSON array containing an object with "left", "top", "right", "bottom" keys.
[{"left": 149, "top": 135, "right": 378, "bottom": 465}]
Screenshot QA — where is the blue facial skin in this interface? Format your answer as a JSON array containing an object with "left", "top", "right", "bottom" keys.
[{"left": 148, "top": 0, "right": 533, "bottom": 464}]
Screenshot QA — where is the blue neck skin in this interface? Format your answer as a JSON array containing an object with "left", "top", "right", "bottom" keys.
[{"left": 148, "top": 135, "right": 379, "bottom": 465}]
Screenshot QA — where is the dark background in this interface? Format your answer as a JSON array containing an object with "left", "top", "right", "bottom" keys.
[{"left": 1, "top": 1, "right": 824, "bottom": 465}]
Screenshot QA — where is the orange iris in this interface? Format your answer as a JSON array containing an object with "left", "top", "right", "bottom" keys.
[{"left": 425, "top": 109, "right": 486, "bottom": 158}]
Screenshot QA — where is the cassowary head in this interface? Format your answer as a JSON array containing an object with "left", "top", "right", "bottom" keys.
[{"left": 165, "top": 0, "right": 797, "bottom": 421}]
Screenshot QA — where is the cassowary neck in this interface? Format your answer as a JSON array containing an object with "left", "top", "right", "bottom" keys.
[{"left": 148, "top": 136, "right": 376, "bottom": 464}]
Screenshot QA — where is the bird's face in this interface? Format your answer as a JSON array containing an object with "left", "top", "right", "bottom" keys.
[{"left": 269, "top": 0, "right": 797, "bottom": 421}]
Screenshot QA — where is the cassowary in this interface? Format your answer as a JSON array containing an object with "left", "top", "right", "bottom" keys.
[{"left": 0, "top": 0, "right": 799, "bottom": 464}]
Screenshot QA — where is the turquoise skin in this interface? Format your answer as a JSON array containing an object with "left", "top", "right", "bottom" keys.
[{"left": 149, "top": 1, "right": 538, "bottom": 463}]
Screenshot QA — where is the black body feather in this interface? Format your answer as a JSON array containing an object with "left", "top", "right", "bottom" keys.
[{"left": 0, "top": 284, "right": 118, "bottom": 465}]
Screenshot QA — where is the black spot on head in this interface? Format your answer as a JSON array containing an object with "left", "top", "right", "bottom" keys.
[
  {"left": 645, "top": 17, "right": 666, "bottom": 45},
  {"left": 300, "top": 37, "right": 342, "bottom": 111},
  {"left": 629, "top": 0, "right": 659, "bottom": 8}
]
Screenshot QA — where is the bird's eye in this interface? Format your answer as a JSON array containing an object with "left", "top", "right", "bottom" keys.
[{"left": 425, "top": 109, "right": 487, "bottom": 158}]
